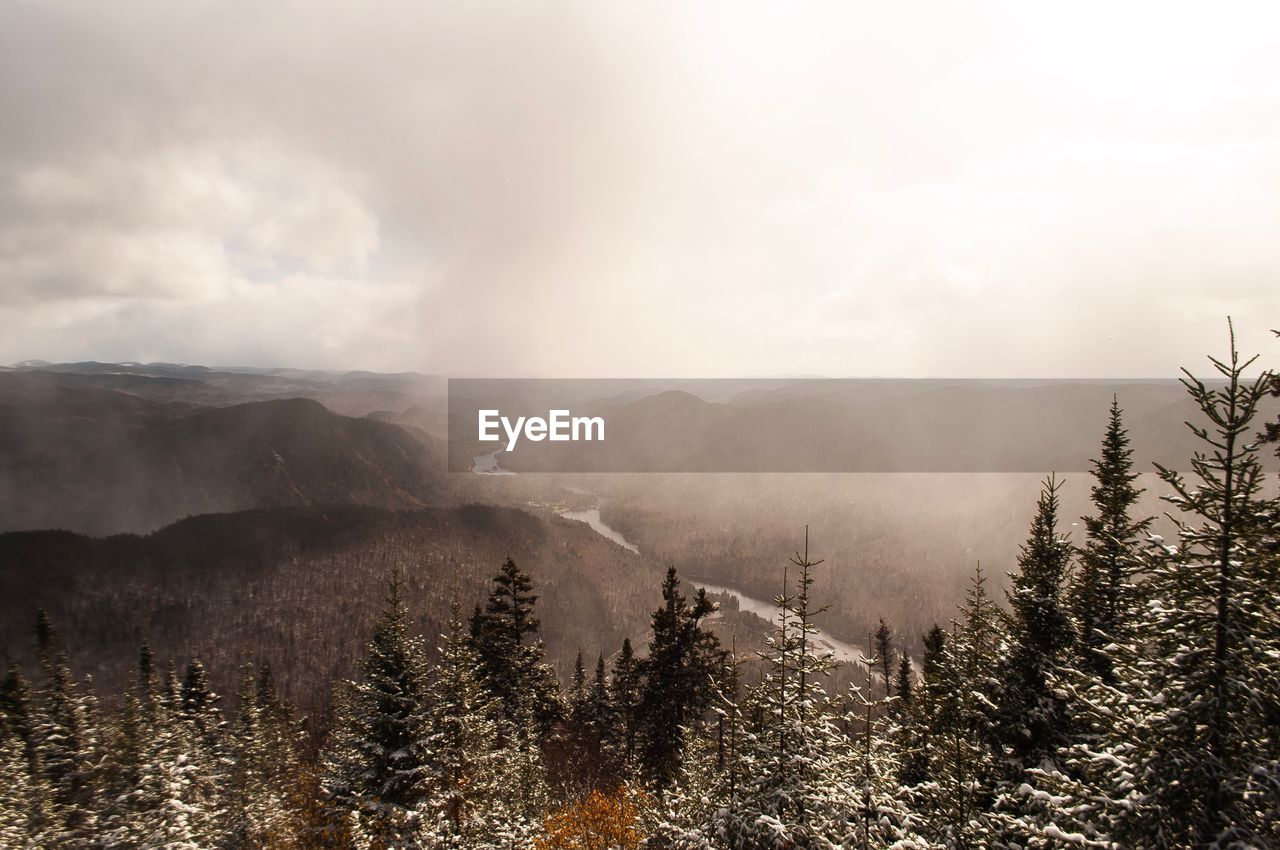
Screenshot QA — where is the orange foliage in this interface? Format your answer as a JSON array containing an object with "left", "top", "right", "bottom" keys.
[{"left": 535, "top": 787, "right": 648, "bottom": 850}]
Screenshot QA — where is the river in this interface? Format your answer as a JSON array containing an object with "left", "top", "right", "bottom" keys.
[
  {"left": 555, "top": 501, "right": 867, "bottom": 667},
  {"left": 469, "top": 452, "right": 868, "bottom": 667}
]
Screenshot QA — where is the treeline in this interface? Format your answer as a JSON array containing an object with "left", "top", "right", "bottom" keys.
[{"left": 0, "top": 331, "right": 1278, "bottom": 849}]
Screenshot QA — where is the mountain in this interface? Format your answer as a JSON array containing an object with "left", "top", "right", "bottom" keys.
[{"left": 0, "top": 371, "right": 443, "bottom": 534}]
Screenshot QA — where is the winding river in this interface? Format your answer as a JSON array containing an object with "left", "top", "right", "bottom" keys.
[
  {"left": 555, "top": 502, "right": 866, "bottom": 667},
  {"left": 470, "top": 452, "right": 867, "bottom": 667}
]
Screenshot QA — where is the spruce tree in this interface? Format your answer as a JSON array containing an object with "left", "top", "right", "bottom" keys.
[
  {"left": 893, "top": 655, "right": 913, "bottom": 712},
  {"left": 992, "top": 475, "right": 1075, "bottom": 774},
  {"left": 469, "top": 557, "right": 560, "bottom": 732},
  {"left": 873, "top": 618, "right": 895, "bottom": 700},
  {"left": 900, "top": 624, "right": 947, "bottom": 788},
  {"left": 608, "top": 638, "right": 643, "bottom": 777},
  {"left": 229, "top": 662, "right": 305, "bottom": 849},
  {"left": 0, "top": 665, "right": 40, "bottom": 849},
  {"left": 637, "top": 567, "right": 725, "bottom": 790},
  {"left": 1072, "top": 397, "right": 1151, "bottom": 682},
  {"left": 0, "top": 729, "right": 37, "bottom": 849},
  {"left": 31, "top": 612, "right": 99, "bottom": 848},
  {"left": 1113, "top": 326, "right": 1278, "bottom": 847},
  {"left": 321, "top": 575, "right": 432, "bottom": 847},
  {"left": 696, "top": 531, "right": 905, "bottom": 847},
  {"left": 0, "top": 664, "right": 35, "bottom": 776},
  {"left": 425, "top": 603, "right": 503, "bottom": 846}
]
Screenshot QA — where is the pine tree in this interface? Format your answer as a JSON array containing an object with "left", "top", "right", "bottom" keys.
[
  {"left": 31, "top": 612, "right": 99, "bottom": 848},
  {"left": 0, "top": 729, "right": 38, "bottom": 850},
  {"left": 495, "top": 692, "right": 551, "bottom": 847},
  {"left": 229, "top": 662, "right": 306, "bottom": 849},
  {"left": 1112, "top": 326, "right": 1279, "bottom": 847},
  {"left": 608, "top": 639, "right": 643, "bottom": 777},
  {"left": 695, "top": 530, "right": 898, "bottom": 848},
  {"left": 564, "top": 654, "right": 619, "bottom": 793},
  {"left": 907, "top": 567, "right": 1004, "bottom": 848},
  {"left": 637, "top": 567, "right": 725, "bottom": 790},
  {"left": 425, "top": 603, "right": 504, "bottom": 846},
  {"left": 98, "top": 646, "right": 157, "bottom": 847},
  {"left": 321, "top": 575, "right": 433, "bottom": 848},
  {"left": 470, "top": 558, "right": 561, "bottom": 733},
  {"left": 892, "top": 655, "right": 913, "bottom": 714},
  {"left": 992, "top": 475, "right": 1075, "bottom": 774},
  {"left": 899, "top": 625, "right": 947, "bottom": 788},
  {"left": 99, "top": 653, "right": 227, "bottom": 850},
  {"left": 1071, "top": 398, "right": 1151, "bottom": 682},
  {"left": 0, "top": 666, "right": 40, "bottom": 850},
  {"left": 873, "top": 618, "right": 895, "bottom": 700}
]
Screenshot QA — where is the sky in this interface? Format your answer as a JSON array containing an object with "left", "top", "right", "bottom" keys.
[{"left": 2, "top": 1, "right": 1279, "bottom": 377}]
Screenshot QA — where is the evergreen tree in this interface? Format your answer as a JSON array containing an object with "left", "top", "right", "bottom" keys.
[
  {"left": 694, "top": 531, "right": 905, "bottom": 848},
  {"left": 899, "top": 625, "right": 947, "bottom": 788},
  {"left": 470, "top": 558, "right": 561, "bottom": 732},
  {"left": 31, "top": 612, "right": 99, "bottom": 848},
  {"left": 609, "top": 639, "right": 643, "bottom": 777},
  {"left": 873, "top": 618, "right": 895, "bottom": 699},
  {"left": 1112, "top": 327, "right": 1279, "bottom": 847},
  {"left": 0, "top": 729, "right": 38, "bottom": 849},
  {"left": 563, "top": 654, "right": 619, "bottom": 793},
  {"left": 321, "top": 575, "right": 433, "bottom": 848},
  {"left": 229, "top": 662, "right": 306, "bottom": 849},
  {"left": 0, "top": 665, "right": 41, "bottom": 849},
  {"left": 892, "top": 655, "right": 913, "bottom": 713},
  {"left": 991, "top": 475, "right": 1075, "bottom": 774},
  {"left": 637, "top": 567, "right": 725, "bottom": 790},
  {"left": 425, "top": 603, "right": 504, "bottom": 846},
  {"left": 906, "top": 568, "right": 1004, "bottom": 847},
  {"left": 1071, "top": 397, "right": 1151, "bottom": 682},
  {"left": 106, "top": 656, "right": 226, "bottom": 850},
  {"left": 496, "top": 692, "right": 551, "bottom": 847},
  {"left": 98, "top": 646, "right": 157, "bottom": 847}
]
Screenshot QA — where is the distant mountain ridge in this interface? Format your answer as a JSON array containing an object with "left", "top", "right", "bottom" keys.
[{"left": 0, "top": 370, "right": 444, "bottom": 534}]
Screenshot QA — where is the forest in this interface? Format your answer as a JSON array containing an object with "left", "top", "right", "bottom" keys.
[{"left": 1, "top": 331, "right": 1278, "bottom": 850}]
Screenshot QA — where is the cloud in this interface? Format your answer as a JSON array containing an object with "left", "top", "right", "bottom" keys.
[{"left": 2, "top": 1, "right": 1279, "bottom": 375}]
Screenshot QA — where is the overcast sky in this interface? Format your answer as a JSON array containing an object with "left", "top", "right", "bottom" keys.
[{"left": 2, "top": 2, "right": 1278, "bottom": 377}]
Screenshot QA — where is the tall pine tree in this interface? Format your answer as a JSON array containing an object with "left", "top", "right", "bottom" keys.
[
  {"left": 991, "top": 475, "right": 1075, "bottom": 775},
  {"left": 637, "top": 568, "right": 725, "bottom": 790},
  {"left": 1071, "top": 397, "right": 1151, "bottom": 682},
  {"left": 321, "top": 575, "right": 432, "bottom": 847}
]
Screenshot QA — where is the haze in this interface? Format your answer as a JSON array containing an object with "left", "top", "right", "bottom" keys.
[{"left": 2, "top": 2, "right": 1278, "bottom": 376}]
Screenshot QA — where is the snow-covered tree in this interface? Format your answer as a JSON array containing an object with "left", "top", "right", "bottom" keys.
[
  {"left": 423, "top": 603, "right": 504, "bottom": 846},
  {"left": 991, "top": 476, "right": 1076, "bottom": 776},
  {"left": 1071, "top": 397, "right": 1151, "bottom": 683},
  {"left": 321, "top": 575, "right": 433, "bottom": 848},
  {"left": 692, "top": 530, "right": 899, "bottom": 848},
  {"left": 470, "top": 558, "right": 561, "bottom": 734},
  {"left": 1113, "top": 328, "right": 1278, "bottom": 847},
  {"left": 0, "top": 671, "right": 42, "bottom": 850},
  {"left": 228, "top": 663, "right": 307, "bottom": 849},
  {"left": 903, "top": 566, "right": 1003, "bottom": 848},
  {"left": 30, "top": 612, "right": 100, "bottom": 848}
]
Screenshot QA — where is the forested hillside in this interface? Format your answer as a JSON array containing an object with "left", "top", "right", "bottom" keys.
[
  {"left": 0, "top": 333, "right": 1276, "bottom": 848},
  {"left": 0, "top": 504, "right": 676, "bottom": 713}
]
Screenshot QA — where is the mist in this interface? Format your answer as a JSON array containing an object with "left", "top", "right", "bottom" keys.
[{"left": 3, "top": 2, "right": 1280, "bottom": 377}]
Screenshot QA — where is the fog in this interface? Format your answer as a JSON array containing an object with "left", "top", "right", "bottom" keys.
[{"left": 3, "top": 2, "right": 1279, "bottom": 377}]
